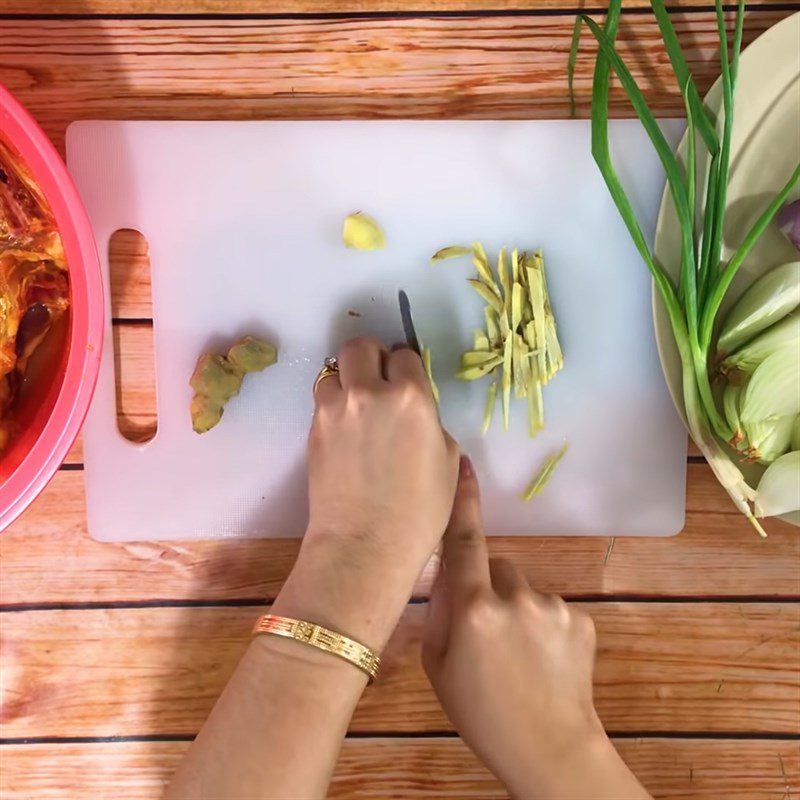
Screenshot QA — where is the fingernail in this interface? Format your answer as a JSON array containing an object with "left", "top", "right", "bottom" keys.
[{"left": 459, "top": 454, "right": 474, "bottom": 479}]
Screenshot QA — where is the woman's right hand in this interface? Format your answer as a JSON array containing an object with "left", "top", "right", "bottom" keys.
[
  {"left": 422, "top": 457, "right": 653, "bottom": 800},
  {"left": 272, "top": 336, "right": 460, "bottom": 653}
]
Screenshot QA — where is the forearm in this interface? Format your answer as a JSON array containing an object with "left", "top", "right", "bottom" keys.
[
  {"left": 165, "top": 535, "right": 414, "bottom": 800},
  {"left": 506, "top": 730, "right": 653, "bottom": 800},
  {"left": 165, "top": 633, "right": 365, "bottom": 800}
]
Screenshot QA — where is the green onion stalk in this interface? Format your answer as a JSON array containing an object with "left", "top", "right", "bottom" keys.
[{"left": 571, "top": 0, "right": 800, "bottom": 535}]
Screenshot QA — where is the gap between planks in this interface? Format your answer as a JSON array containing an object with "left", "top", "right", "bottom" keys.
[
  {"left": 0, "top": 737, "right": 797, "bottom": 800},
  {"left": 1, "top": 603, "right": 797, "bottom": 737},
  {"left": 0, "top": 0, "right": 790, "bottom": 16},
  {"left": 5, "top": 466, "right": 799, "bottom": 603}
]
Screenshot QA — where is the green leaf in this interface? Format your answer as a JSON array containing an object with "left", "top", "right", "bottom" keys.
[
  {"left": 582, "top": 3, "right": 686, "bottom": 346},
  {"left": 581, "top": 14, "right": 697, "bottom": 327},
  {"left": 649, "top": 0, "right": 719, "bottom": 155},
  {"left": 679, "top": 81, "right": 697, "bottom": 311},
  {"left": 567, "top": 14, "right": 582, "bottom": 119}
]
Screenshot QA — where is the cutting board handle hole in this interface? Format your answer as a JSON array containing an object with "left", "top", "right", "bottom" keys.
[{"left": 109, "top": 228, "right": 158, "bottom": 444}]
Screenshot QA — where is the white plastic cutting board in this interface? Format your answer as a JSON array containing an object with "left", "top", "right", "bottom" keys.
[{"left": 67, "top": 120, "right": 687, "bottom": 542}]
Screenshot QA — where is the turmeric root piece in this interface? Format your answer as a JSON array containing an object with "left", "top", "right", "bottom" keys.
[{"left": 189, "top": 336, "right": 277, "bottom": 433}]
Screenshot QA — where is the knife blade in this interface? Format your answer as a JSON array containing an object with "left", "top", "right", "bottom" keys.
[{"left": 398, "top": 289, "right": 421, "bottom": 354}]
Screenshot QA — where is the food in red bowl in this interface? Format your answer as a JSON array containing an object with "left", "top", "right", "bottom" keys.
[{"left": 0, "top": 85, "right": 103, "bottom": 529}]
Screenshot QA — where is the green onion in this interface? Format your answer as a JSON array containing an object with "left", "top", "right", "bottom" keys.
[{"left": 574, "top": 0, "right": 800, "bottom": 534}]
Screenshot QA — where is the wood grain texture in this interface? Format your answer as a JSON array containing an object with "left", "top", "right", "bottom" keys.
[
  {"left": 0, "top": 11, "right": 789, "bottom": 156},
  {"left": 64, "top": 436, "right": 83, "bottom": 464},
  {"left": 2, "top": 603, "right": 798, "bottom": 736},
  {"left": 1, "top": 9, "right": 796, "bottom": 799},
  {"left": 109, "top": 228, "right": 153, "bottom": 321},
  {"left": 3, "top": 467, "right": 799, "bottom": 604},
  {"left": 1, "top": 738, "right": 797, "bottom": 800},
  {"left": 0, "top": 0, "right": 782, "bottom": 13}
]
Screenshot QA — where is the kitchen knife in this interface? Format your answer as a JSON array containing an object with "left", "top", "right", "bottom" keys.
[{"left": 398, "top": 289, "right": 421, "bottom": 354}]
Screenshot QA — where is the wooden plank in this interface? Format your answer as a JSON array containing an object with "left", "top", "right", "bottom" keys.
[
  {"left": 109, "top": 228, "right": 153, "bottom": 321},
  {"left": 3, "top": 467, "right": 798, "bottom": 604},
  {"left": 64, "top": 434, "right": 83, "bottom": 464},
  {"left": 0, "top": 12, "right": 788, "bottom": 156},
  {"left": 2, "top": 603, "right": 797, "bottom": 736},
  {"left": 0, "top": 0, "right": 781, "bottom": 14},
  {"left": 112, "top": 325, "right": 158, "bottom": 443},
  {"left": 0, "top": 738, "right": 797, "bottom": 799}
]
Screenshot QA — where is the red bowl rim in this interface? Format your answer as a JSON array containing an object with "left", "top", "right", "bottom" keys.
[{"left": 0, "top": 85, "right": 104, "bottom": 530}]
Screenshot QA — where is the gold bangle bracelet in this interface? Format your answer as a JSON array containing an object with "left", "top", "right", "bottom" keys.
[{"left": 252, "top": 614, "right": 381, "bottom": 683}]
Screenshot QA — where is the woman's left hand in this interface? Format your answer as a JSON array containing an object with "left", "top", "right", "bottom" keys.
[{"left": 273, "top": 336, "right": 460, "bottom": 649}]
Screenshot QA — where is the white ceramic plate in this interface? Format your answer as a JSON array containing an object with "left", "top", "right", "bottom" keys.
[{"left": 652, "top": 12, "right": 800, "bottom": 524}]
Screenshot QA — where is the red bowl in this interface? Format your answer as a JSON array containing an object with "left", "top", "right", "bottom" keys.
[{"left": 0, "top": 85, "right": 103, "bottom": 529}]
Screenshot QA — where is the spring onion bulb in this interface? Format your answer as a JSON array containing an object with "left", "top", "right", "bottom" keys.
[
  {"left": 743, "top": 415, "right": 794, "bottom": 464},
  {"left": 717, "top": 262, "right": 800, "bottom": 355},
  {"left": 739, "top": 348, "right": 800, "bottom": 424},
  {"left": 792, "top": 416, "right": 800, "bottom": 452},
  {"left": 722, "top": 382, "right": 745, "bottom": 447},
  {"left": 719, "top": 313, "right": 800, "bottom": 377},
  {"left": 755, "top": 451, "right": 800, "bottom": 518}
]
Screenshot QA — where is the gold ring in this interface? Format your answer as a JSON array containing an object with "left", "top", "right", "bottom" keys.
[{"left": 313, "top": 356, "right": 340, "bottom": 395}]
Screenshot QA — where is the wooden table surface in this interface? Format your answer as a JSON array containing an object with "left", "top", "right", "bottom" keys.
[{"left": 1, "top": 2, "right": 799, "bottom": 798}]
